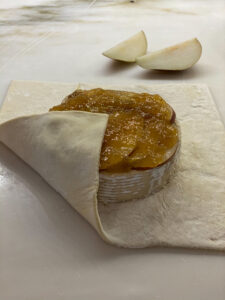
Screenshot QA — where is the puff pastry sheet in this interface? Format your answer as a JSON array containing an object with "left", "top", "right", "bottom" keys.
[{"left": 0, "top": 81, "right": 224, "bottom": 250}]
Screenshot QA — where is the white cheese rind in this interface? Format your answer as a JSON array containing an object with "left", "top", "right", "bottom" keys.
[{"left": 98, "top": 139, "right": 180, "bottom": 204}]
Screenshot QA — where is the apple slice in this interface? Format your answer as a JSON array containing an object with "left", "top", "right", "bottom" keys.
[
  {"left": 136, "top": 38, "right": 202, "bottom": 70},
  {"left": 102, "top": 31, "right": 147, "bottom": 62}
]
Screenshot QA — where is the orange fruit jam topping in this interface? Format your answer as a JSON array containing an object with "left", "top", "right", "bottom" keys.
[{"left": 50, "top": 88, "right": 178, "bottom": 172}]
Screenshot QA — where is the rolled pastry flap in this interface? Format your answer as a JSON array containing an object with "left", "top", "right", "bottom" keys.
[{"left": 0, "top": 111, "right": 111, "bottom": 240}]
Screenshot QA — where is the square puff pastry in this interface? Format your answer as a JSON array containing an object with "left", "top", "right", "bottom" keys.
[{"left": 0, "top": 80, "right": 224, "bottom": 250}]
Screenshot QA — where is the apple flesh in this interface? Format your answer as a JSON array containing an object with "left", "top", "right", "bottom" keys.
[
  {"left": 102, "top": 31, "right": 147, "bottom": 62},
  {"left": 136, "top": 38, "right": 202, "bottom": 70}
]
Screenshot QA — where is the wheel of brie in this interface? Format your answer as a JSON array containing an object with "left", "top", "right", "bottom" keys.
[{"left": 50, "top": 88, "right": 180, "bottom": 203}]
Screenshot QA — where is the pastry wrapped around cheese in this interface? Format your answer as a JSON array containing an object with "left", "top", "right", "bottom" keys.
[
  {"left": 50, "top": 88, "right": 180, "bottom": 203},
  {"left": 0, "top": 81, "right": 225, "bottom": 251}
]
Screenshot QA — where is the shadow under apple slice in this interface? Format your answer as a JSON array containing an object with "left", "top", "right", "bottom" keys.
[
  {"left": 135, "top": 65, "right": 210, "bottom": 81},
  {"left": 101, "top": 60, "right": 136, "bottom": 75}
]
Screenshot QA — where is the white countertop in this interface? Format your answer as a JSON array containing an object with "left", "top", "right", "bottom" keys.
[{"left": 0, "top": 1, "right": 225, "bottom": 299}]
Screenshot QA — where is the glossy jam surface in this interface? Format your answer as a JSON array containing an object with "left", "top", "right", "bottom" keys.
[{"left": 50, "top": 88, "right": 178, "bottom": 171}]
